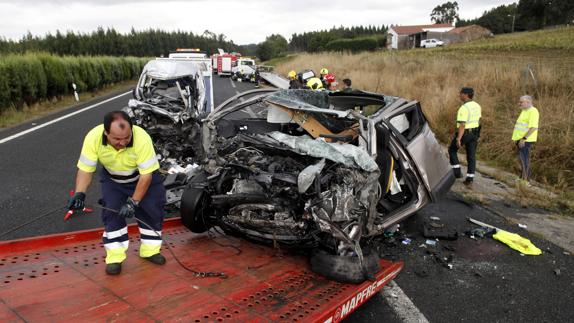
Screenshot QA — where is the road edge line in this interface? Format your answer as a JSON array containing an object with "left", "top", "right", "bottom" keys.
[
  {"left": 380, "top": 281, "right": 429, "bottom": 323},
  {"left": 0, "top": 91, "right": 131, "bottom": 144}
]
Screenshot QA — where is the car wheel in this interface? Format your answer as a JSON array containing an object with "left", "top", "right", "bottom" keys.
[
  {"left": 309, "top": 249, "right": 381, "bottom": 284},
  {"left": 180, "top": 173, "right": 211, "bottom": 233}
]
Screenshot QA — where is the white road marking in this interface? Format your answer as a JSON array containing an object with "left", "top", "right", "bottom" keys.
[
  {"left": 0, "top": 91, "right": 131, "bottom": 145},
  {"left": 230, "top": 78, "right": 236, "bottom": 88},
  {"left": 381, "top": 281, "right": 429, "bottom": 323}
]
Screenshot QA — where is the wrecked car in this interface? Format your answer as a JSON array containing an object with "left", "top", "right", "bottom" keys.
[
  {"left": 180, "top": 88, "right": 455, "bottom": 283},
  {"left": 123, "top": 58, "right": 214, "bottom": 207}
]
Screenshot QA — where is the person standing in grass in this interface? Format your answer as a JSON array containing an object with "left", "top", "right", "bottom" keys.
[
  {"left": 448, "top": 87, "right": 482, "bottom": 187},
  {"left": 512, "top": 95, "right": 539, "bottom": 182}
]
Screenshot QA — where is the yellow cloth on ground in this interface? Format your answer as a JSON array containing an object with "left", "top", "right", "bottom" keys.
[{"left": 493, "top": 230, "right": 542, "bottom": 255}]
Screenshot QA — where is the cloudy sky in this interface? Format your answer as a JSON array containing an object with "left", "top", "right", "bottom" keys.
[{"left": 0, "top": 0, "right": 516, "bottom": 44}]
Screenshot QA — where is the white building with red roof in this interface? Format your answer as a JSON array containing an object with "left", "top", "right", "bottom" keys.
[{"left": 388, "top": 23, "right": 454, "bottom": 49}]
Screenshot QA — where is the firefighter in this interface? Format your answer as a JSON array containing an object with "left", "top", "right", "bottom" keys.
[
  {"left": 306, "top": 77, "right": 324, "bottom": 90},
  {"left": 323, "top": 73, "right": 337, "bottom": 90},
  {"left": 512, "top": 95, "right": 539, "bottom": 182},
  {"left": 67, "top": 111, "right": 167, "bottom": 275},
  {"left": 448, "top": 87, "right": 482, "bottom": 186},
  {"left": 287, "top": 70, "right": 303, "bottom": 89},
  {"left": 251, "top": 67, "right": 261, "bottom": 88},
  {"left": 319, "top": 68, "right": 329, "bottom": 88}
]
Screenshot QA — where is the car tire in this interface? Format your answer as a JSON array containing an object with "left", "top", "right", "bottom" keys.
[
  {"left": 309, "top": 249, "right": 381, "bottom": 284},
  {"left": 180, "top": 173, "right": 211, "bottom": 233}
]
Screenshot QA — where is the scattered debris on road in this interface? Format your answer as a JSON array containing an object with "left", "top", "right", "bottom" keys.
[{"left": 469, "top": 218, "right": 542, "bottom": 255}]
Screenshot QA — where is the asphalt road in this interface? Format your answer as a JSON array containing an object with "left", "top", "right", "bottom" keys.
[
  {"left": 1, "top": 75, "right": 572, "bottom": 322},
  {"left": 0, "top": 76, "right": 253, "bottom": 240}
]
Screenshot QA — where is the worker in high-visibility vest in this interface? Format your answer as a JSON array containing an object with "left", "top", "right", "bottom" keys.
[
  {"left": 67, "top": 111, "right": 167, "bottom": 275},
  {"left": 512, "top": 95, "right": 539, "bottom": 182},
  {"left": 448, "top": 87, "right": 482, "bottom": 186}
]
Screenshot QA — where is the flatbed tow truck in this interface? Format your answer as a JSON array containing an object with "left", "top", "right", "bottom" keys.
[{"left": 0, "top": 218, "right": 403, "bottom": 322}]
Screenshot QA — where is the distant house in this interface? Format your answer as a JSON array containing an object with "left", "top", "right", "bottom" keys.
[
  {"left": 388, "top": 23, "right": 454, "bottom": 50},
  {"left": 447, "top": 25, "right": 492, "bottom": 43}
]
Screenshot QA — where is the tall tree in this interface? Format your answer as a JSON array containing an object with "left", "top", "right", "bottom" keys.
[
  {"left": 256, "top": 34, "right": 288, "bottom": 61},
  {"left": 457, "top": 3, "right": 519, "bottom": 34},
  {"left": 431, "top": 1, "right": 460, "bottom": 24}
]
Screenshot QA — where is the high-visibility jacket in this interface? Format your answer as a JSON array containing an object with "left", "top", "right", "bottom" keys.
[
  {"left": 512, "top": 107, "right": 539, "bottom": 142},
  {"left": 306, "top": 77, "right": 324, "bottom": 90},
  {"left": 456, "top": 101, "right": 481, "bottom": 129},
  {"left": 77, "top": 124, "right": 159, "bottom": 183}
]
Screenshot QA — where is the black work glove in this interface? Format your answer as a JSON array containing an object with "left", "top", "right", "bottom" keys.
[
  {"left": 119, "top": 197, "right": 138, "bottom": 218},
  {"left": 67, "top": 192, "right": 86, "bottom": 210}
]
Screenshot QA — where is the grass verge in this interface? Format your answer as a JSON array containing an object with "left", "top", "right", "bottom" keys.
[
  {"left": 0, "top": 80, "right": 136, "bottom": 129},
  {"left": 262, "top": 54, "right": 299, "bottom": 68}
]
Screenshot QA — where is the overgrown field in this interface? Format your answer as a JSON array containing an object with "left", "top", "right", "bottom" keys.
[
  {"left": 0, "top": 53, "right": 148, "bottom": 113},
  {"left": 274, "top": 33, "right": 574, "bottom": 189},
  {"left": 440, "top": 26, "right": 574, "bottom": 52}
]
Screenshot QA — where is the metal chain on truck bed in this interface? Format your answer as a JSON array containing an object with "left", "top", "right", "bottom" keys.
[{"left": 94, "top": 205, "right": 227, "bottom": 279}]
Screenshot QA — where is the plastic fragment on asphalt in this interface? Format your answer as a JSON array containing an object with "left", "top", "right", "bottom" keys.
[
  {"left": 554, "top": 269, "right": 561, "bottom": 276},
  {"left": 430, "top": 216, "right": 440, "bottom": 221},
  {"left": 425, "top": 239, "right": 437, "bottom": 246},
  {"left": 401, "top": 238, "right": 412, "bottom": 245},
  {"left": 518, "top": 223, "right": 527, "bottom": 229}
]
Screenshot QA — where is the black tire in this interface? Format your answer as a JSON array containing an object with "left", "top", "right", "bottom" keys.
[
  {"left": 180, "top": 173, "right": 211, "bottom": 233},
  {"left": 309, "top": 249, "right": 381, "bottom": 284}
]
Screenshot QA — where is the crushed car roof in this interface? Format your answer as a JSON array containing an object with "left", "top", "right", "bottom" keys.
[{"left": 141, "top": 59, "right": 203, "bottom": 80}]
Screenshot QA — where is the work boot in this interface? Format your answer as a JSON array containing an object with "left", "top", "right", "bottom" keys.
[
  {"left": 453, "top": 168, "right": 462, "bottom": 179},
  {"left": 143, "top": 253, "right": 166, "bottom": 265},
  {"left": 105, "top": 263, "right": 122, "bottom": 275},
  {"left": 463, "top": 178, "right": 473, "bottom": 187}
]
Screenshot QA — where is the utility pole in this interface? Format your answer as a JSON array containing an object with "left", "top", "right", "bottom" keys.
[{"left": 508, "top": 14, "right": 516, "bottom": 33}]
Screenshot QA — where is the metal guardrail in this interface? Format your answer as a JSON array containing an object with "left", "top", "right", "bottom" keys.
[{"left": 259, "top": 71, "right": 290, "bottom": 89}]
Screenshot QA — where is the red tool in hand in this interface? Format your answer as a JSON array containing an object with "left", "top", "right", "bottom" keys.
[{"left": 64, "top": 190, "right": 93, "bottom": 221}]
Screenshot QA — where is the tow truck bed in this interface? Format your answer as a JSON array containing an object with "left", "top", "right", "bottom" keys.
[{"left": 0, "top": 219, "right": 402, "bottom": 322}]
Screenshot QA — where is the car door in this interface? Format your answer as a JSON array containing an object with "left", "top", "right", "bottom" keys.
[{"left": 375, "top": 100, "right": 454, "bottom": 201}]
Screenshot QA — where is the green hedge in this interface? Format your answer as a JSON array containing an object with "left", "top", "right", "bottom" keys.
[
  {"left": 325, "top": 36, "right": 385, "bottom": 53},
  {"left": 0, "top": 53, "right": 148, "bottom": 112}
]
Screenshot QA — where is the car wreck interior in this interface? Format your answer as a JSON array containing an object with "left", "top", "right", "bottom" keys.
[{"left": 177, "top": 90, "right": 424, "bottom": 282}]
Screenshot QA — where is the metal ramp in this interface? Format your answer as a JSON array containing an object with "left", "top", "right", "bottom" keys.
[{"left": 0, "top": 218, "right": 402, "bottom": 322}]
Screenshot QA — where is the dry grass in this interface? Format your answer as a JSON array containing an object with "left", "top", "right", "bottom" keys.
[{"left": 274, "top": 50, "right": 574, "bottom": 189}]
